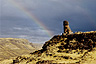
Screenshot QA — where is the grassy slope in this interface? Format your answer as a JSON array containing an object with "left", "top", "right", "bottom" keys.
[{"left": 0, "top": 38, "right": 36, "bottom": 61}]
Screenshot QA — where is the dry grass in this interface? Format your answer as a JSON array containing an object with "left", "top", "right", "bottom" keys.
[{"left": 0, "top": 38, "right": 36, "bottom": 61}]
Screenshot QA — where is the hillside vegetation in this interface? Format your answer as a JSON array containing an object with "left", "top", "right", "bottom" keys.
[{"left": 0, "top": 38, "right": 36, "bottom": 61}]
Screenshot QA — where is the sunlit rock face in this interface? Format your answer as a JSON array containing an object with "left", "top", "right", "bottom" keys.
[
  {"left": 12, "top": 31, "right": 96, "bottom": 64},
  {"left": 63, "top": 20, "right": 73, "bottom": 34}
]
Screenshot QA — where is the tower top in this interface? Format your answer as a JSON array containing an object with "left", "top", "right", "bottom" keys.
[
  {"left": 63, "top": 20, "right": 69, "bottom": 25},
  {"left": 63, "top": 20, "right": 73, "bottom": 34}
]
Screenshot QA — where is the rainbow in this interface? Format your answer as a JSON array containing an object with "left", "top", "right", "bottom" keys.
[{"left": 8, "top": 0, "right": 53, "bottom": 37}]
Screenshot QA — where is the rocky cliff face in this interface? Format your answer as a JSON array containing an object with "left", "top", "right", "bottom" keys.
[
  {"left": 0, "top": 38, "right": 36, "bottom": 61},
  {"left": 11, "top": 31, "right": 96, "bottom": 64}
]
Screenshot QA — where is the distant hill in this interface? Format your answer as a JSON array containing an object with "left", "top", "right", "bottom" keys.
[
  {"left": 32, "top": 43, "right": 43, "bottom": 50},
  {"left": 0, "top": 38, "right": 36, "bottom": 61},
  {"left": 10, "top": 31, "right": 96, "bottom": 64}
]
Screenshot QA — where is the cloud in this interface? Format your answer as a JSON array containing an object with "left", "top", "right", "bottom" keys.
[
  {"left": 0, "top": 0, "right": 96, "bottom": 43},
  {"left": 13, "top": 27, "right": 23, "bottom": 30},
  {"left": 0, "top": 26, "right": 51, "bottom": 43}
]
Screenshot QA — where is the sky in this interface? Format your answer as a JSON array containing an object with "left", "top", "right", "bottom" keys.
[{"left": 0, "top": 0, "right": 96, "bottom": 43}]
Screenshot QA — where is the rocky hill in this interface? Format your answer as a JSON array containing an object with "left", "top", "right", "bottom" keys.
[
  {"left": 0, "top": 38, "right": 36, "bottom": 61},
  {"left": 9, "top": 31, "right": 96, "bottom": 64}
]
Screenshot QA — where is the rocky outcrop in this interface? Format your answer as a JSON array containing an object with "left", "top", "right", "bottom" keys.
[
  {"left": 12, "top": 31, "right": 96, "bottom": 64},
  {"left": 10, "top": 20, "right": 96, "bottom": 64},
  {"left": 63, "top": 20, "right": 73, "bottom": 34}
]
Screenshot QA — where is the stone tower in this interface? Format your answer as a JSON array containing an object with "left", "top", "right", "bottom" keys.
[{"left": 63, "top": 20, "right": 73, "bottom": 34}]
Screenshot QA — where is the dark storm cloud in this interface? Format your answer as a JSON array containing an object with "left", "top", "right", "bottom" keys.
[
  {"left": 19, "top": 0, "right": 96, "bottom": 32},
  {"left": 0, "top": 0, "right": 96, "bottom": 43},
  {"left": 33, "top": 0, "right": 96, "bottom": 32}
]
